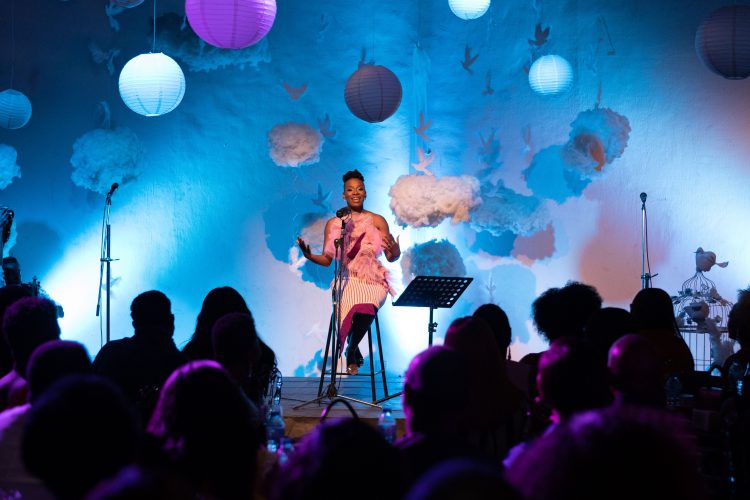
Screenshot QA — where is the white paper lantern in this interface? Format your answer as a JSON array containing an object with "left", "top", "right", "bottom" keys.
[
  {"left": 528, "top": 55, "right": 574, "bottom": 96},
  {"left": 118, "top": 53, "right": 185, "bottom": 117},
  {"left": 0, "top": 89, "right": 32, "bottom": 129},
  {"left": 448, "top": 0, "right": 491, "bottom": 20}
]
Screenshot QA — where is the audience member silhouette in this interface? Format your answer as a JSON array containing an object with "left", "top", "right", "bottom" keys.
[
  {"left": 146, "top": 360, "right": 262, "bottom": 500},
  {"left": 444, "top": 316, "right": 523, "bottom": 462},
  {"left": 0, "top": 340, "right": 91, "bottom": 498},
  {"left": 473, "top": 304, "right": 512, "bottom": 358},
  {"left": 723, "top": 287, "right": 750, "bottom": 376},
  {"left": 0, "top": 285, "right": 33, "bottom": 376},
  {"left": 397, "top": 346, "right": 481, "bottom": 486},
  {"left": 608, "top": 334, "right": 665, "bottom": 407},
  {"left": 630, "top": 287, "right": 694, "bottom": 376},
  {"left": 0, "top": 297, "right": 60, "bottom": 410},
  {"left": 406, "top": 458, "right": 519, "bottom": 500},
  {"left": 506, "top": 405, "right": 707, "bottom": 500},
  {"left": 272, "top": 417, "right": 402, "bottom": 500},
  {"left": 21, "top": 375, "right": 138, "bottom": 500},
  {"left": 182, "top": 287, "right": 253, "bottom": 361},
  {"left": 86, "top": 464, "right": 194, "bottom": 500},
  {"left": 584, "top": 307, "right": 636, "bottom": 366},
  {"left": 93, "top": 290, "right": 186, "bottom": 424}
]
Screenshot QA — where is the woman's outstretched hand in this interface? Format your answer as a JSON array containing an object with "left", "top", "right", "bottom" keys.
[
  {"left": 383, "top": 233, "right": 400, "bottom": 260},
  {"left": 296, "top": 236, "right": 311, "bottom": 258}
]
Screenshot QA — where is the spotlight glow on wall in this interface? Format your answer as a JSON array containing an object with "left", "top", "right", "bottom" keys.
[
  {"left": 185, "top": 0, "right": 277, "bottom": 49},
  {"left": 118, "top": 53, "right": 185, "bottom": 117},
  {"left": 0, "top": 89, "right": 32, "bottom": 129},
  {"left": 344, "top": 65, "right": 403, "bottom": 123},
  {"left": 448, "top": 0, "right": 491, "bottom": 20},
  {"left": 695, "top": 5, "right": 750, "bottom": 79},
  {"left": 528, "top": 55, "right": 574, "bottom": 96}
]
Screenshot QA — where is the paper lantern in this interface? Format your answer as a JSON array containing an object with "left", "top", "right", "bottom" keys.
[
  {"left": 448, "top": 0, "right": 491, "bottom": 20},
  {"left": 118, "top": 53, "right": 185, "bottom": 117},
  {"left": 528, "top": 55, "right": 574, "bottom": 96},
  {"left": 0, "top": 89, "right": 32, "bottom": 129},
  {"left": 344, "top": 65, "right": 403, "bottom": 123},
  {"left": 695, "top": 5, "right": 750, "bottom": 79},
  {"left": 185, "top": 0, "right": 277, "bottom": 49}
]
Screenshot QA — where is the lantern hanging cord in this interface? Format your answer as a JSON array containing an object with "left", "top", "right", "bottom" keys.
[
  {"left": 152, "top": 0, "right": 157, "bottom": 53},
  {"left": 9, "top": 0, "right": 15, "bottom": 89}
]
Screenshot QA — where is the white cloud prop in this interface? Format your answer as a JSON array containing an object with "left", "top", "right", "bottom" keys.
[
  {"left": 401, "top": 239, "right": 466, "bottom": 286},
  {"left": 70, "top": 127, "right": 144, "bottom": 194},
  {"left": 389, "top": 174, "right": 482, "bottom": 228},
  {"left": 0, "top": 144, "right": 21, "bottom": 189},
  {"left": 470, "top": 183, "right": 551, "bottom": 236},
  {"left": 268, "top": 123, "right": 323, "bottom": 168},
  {"left": 562, "top": 107, "right": 631, "bottom": 178}
]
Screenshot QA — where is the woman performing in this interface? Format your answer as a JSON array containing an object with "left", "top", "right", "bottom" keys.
[{"left": 297, "top": 170, "right": 400, "bottom": 375}]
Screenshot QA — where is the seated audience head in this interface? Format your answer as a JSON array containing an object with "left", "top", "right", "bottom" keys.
[
  {"left": 272, "top": 417, "right": 401, "bottom": 500},
  {"left": 584, "top": 307, "right": 636, "bottom": 362},
  {"left": 0, "top": 284, "right": 33, "bottom": 374},
  {"left": 3, "top": 297, "right": 60, "bottom": 375},
  {"left": 21, "top": 375, "right": 138, "bottom": 500},
  {"left": 185, "top": 287, "right": 251, "bottom": 360},
  {"left": 406, "top": 458, "right": 519, "bottom": 500},
  {"left": 473, "top": 303, "right": 512, "bottom": 356},
  {"left": 2, "top": 256, "right": 21, "bottom": 285},
  {"left": 537, "top": 338, "right": 609, "bottom": 422},
  {"left": 506, "top": 405, "right": 707, "bottom": 500},
  {"left": 147, "top": 360, "right": 260, "bottom": 500},
  {"left": 26, "top": 340, "right": 92, "bottom": 402},
  {"left": 533, "top": 281, "right": 602, "bottom": 343},
  {"left": 403, "top": 346, "right": 471, "bottom": 435},
  {"left": 130, "top": 290, "right": 174, "bottom": 339},
  {"left": 728, "top": 287, "right": 750, "bottom": 345},
  {"left": 211, "top": 312, "right": 260, "bottom": 383},
  {"left": 608, "top": 334, "right": 664, "bottom": 407},
  {"left": 630, "top": 288, "right": 678, "bottom": 334}
]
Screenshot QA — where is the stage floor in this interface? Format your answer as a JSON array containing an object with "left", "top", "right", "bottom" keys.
[{"left": 280, "top": 376, "right": 406, "bottom": 439}]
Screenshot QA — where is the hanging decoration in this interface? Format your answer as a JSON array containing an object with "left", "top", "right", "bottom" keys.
[
  {"left": 448, "top": 0, "right": 491, "bottom": 20},
  {"left": 185, "top": 0, "right": 277, "bottom": 49},
  {"left": 118, "top": 53, "right": 185, "bottom": 116},
  {"left": 344, "top": 65, "right": 403, "bottom": 123},
  {"left": 0, "top": 89, "right": 31, "bottom": 130},
  {"left": 528, "top": 55, "right": 574, "bottom": 95},
  {"left": 111, "top": 0, "right": 145, "bottom": 7},
  {"left": 695, "top": 5, "right": 750, "bottom": 79}
]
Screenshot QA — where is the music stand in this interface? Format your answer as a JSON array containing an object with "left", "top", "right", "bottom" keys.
[{"left": 374, "top": 276, "right": 472, "bottom": 405}]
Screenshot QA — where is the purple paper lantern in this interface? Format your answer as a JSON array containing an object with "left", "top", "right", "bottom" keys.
[
  {"left": 696, "top": 5, "right": 750, "bottom": 79},
  {"left": 185, "top": 0, "right": 277, "bottom": 49},
  {"left": 344, "top": 65, "right": 403, "bottom": 123}
]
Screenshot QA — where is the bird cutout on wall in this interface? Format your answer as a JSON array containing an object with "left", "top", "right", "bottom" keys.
[
  {"left": 412, "top": 147, "right": 435, "bottom": 175},
  {"left": 521, "top": 125, "right": 534, "bottom": 158},
  {"left": 95, "top": 101, "right": 111, "bottom": 130},
  {"left": 528, "top": 23, "right": 550, "bottom": 47},
  {"left": 479, "top": 130, "right": 500, "bottom": 161},
  {"left": 695, "top": 248, "right": 728, "bottom": 273},
  {"left": 358, "top": 47, "right": 375, "bottom": 68},
  {"left": 485, "top": 273, "right": 496, "bottom": 303},
  {"left": 461, "top": 46, "right": 479, "bottom": 74},
  {"left": 597, "top": 16, "right": 616, "bottom": 56},
  {"left": 482, "top": 71, "right": 494, "bottom": 96},
  {"left": 316, "top": 13, "right": 330, "bottom": 41},
  {"left": 414, "top": 112, "right": 432, "bottom": 142},
  {"left": 105, "top": 4, "right": 125, "bottom": 31},
  {"left": 282, "top": 81, "right": 308, "bottom": 101},
  {"left": 311, "top": 183, "right": 332, "bottom": 210},
  {"left": 317, "top": 114, "right": 336, "bottom": 139},
  {"left": 89, "top": 42, "right": 120, "bottom": 76}
]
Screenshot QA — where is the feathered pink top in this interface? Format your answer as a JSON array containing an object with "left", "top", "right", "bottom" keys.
[{"left": 324, "top": 212, "right": 394, "bottom": 295}]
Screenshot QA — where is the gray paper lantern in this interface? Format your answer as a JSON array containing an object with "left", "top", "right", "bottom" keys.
[
  {"left": 344, "top": 65, "right": 402, "bottom": 123},
  {"left": 696, "top": 5, "right": 750, "bottom": 79}
]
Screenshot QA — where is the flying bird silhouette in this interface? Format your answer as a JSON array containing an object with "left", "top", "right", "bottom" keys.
[
  {"left": 282, "top": 81, "right": 308, "bottom": 100},
  {"left": 414, "top": 112, "right": 432, "bottom": 142},
  {"left": 482, "top": 70, "right": 494, "bottom": 96},
  {"left": 528, "top": 23, "right": 550, "bottom": 47},
  {"left": 312, "top": 183, "right": 331, "bottom": 210},
  {"left": 461, "top": 45, "right": 479, "bottom": 74},
  {"left": 317, "top": 113, "right": 336, "bottom": 139},
  {"left": 411, "top": 147, "right": 435, "bottom": 176}
]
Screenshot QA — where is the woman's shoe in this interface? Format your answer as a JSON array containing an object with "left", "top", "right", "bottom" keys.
[{"left": 346, "top": 363, "right": 359, "bottom": 375}]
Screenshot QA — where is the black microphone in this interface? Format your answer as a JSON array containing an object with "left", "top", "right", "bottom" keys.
[
  {"left": 640, "top": 192, "right": 647, "bottom": 203},
  {"left": 107, "top": 183, "right": 119, "bottom": 197},
  {"left": 336, "top": 207, "right": 351, "bottom": 218}
]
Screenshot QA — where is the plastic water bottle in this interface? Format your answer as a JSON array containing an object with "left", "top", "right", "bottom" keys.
[
  {"left": 378, "top": 408, "right": 397, "bottom": 444},
  {"left": 277, "top": 437, "right": 294, "bottom": 466},
  {"left": 266, "top": 399, "right": 285, "bottom": 452},
  {"left": 665, "top": 374, "right": 682, "bottom": 408},
  {"left": 728, "top": 361, "right": 746, "bottom": 395}
]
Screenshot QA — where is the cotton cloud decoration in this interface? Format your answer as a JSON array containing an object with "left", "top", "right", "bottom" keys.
[
  {"left": 470, "top": 183, "right": 550, "bottom": 236},
  {"left": 70, "top": 127, "right": 144, "bottom": 194},
  {"left": 268, "top": 123, "right": 323, "bottom": 168},
  {"left": 0, "top": 144, "right": 21, "bottom": 189},
  {"left": 563, "top": 107, "right": 631, "bottom": 178},
  {"left": 389, "top": 174, "right": 482, "bottom": 227},
  {"left": 401, "top": 239, "right": 467, "bottom": 286}
]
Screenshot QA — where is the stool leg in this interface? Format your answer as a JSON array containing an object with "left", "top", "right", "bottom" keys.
[
  {"left": 318, "top": 314, "right": 334, "bottom": 397},
  {"left": 367, "top": 325, "right": 376, "bottom": 402},
  {"left": 375, "top": 314, "right": 388, "bottom": 398}
]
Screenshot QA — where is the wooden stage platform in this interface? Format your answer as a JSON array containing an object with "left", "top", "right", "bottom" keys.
[{"left": 280, "top": 376, "right": 406, "bottom": 440}]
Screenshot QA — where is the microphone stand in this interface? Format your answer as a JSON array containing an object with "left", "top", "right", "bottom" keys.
[
  {"left": 640, "top": 193, "right": 655, "bottom": 289},
  {"left": 96, "top": 190, "right": 116, "bottom": 345}
]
